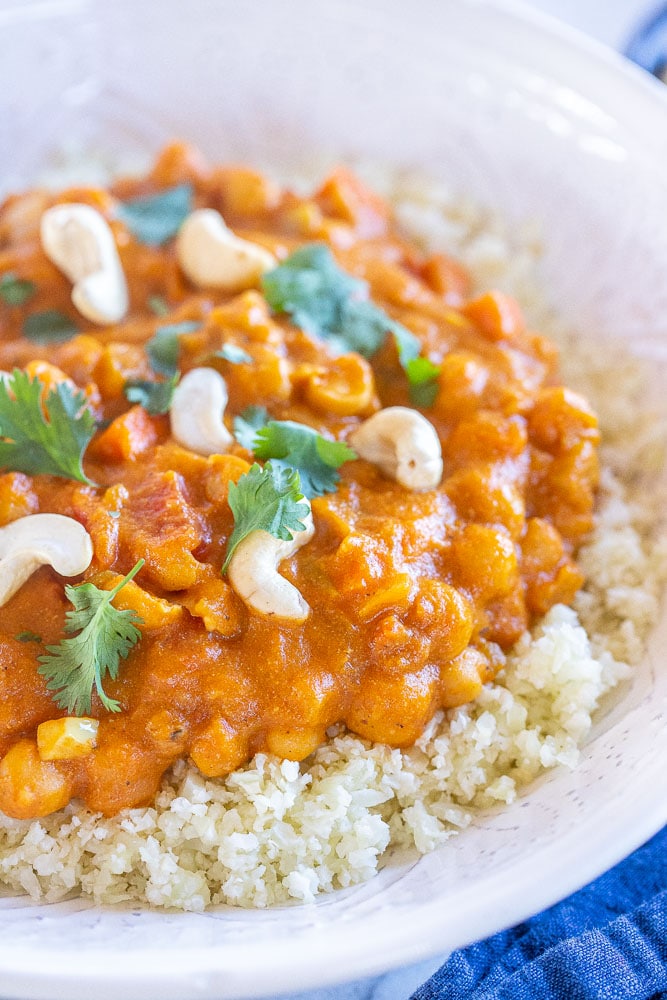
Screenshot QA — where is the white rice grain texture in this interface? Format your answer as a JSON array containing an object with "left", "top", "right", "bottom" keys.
[
  {"left": 0, "top": 523, "right": 650, "bottom": 910},
  {"left": 0, "top": 174, "right": 665, "bottom": 910}
]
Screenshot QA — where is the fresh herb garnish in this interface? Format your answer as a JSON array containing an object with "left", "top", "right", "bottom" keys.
[
  {"left": 23, "top": 309, "right": 79, "bottom": 344},
  {"left": 145, "top": 321, "right": 201, "bottom": 377},
  {"left": 404, "top": 356, "right": 441, "bottom": 407},
  {"left": 233, "top": 405, "right": 269, "bottom": 451},
  {"left": 234, "top": 407, "right": 356, "bottom": 498},
  {"left": 124, "top": 374, "right": 179, "bottom": 415},
  {"left": 262, "top": 244, "right": 363, "bottom": 345},
  {"left": 0, "top": 273, "right": 36, "bottom": 307},
  {"left": 116, "top": 184, "right": 193, "bottom": 247},
  {"left": 38, "top": 560, "right": 145, "bottom": 716},
  {"left": 0, "top": 369, "right": 96, "bottom": 483},
  {"left": 147, "top": 294, "right": 170, "bottom": 316},
  {"left": 15, "top": 631, "right": 42, "bottom": 644},
  {"left": 212, "top": 343, "right": 252, "bottom": 365},
  {"left": 261, "top": 243, "right": 441, "bottom": 403},
  {"left": 222, "top": 462, "right": 310, "bottom": 572}
]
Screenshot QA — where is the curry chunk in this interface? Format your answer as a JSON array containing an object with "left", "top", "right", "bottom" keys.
[{"left": 116, "top": 471, "right": 209, "bottom": 590}]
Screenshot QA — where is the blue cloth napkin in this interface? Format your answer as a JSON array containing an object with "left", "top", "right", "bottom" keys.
[
  {"left": 411, "top": 825, "right": 667, "bottom": 1000},
  {"left": 624, "top": 3, "right": 667, "bottom": 79}
]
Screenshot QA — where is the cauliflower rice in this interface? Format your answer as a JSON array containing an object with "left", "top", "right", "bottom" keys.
[{"left": 0, "top": 171, "right": 665, "bottom": 911}]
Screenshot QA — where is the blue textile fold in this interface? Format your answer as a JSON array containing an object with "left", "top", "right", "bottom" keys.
[
  {"left": 624, "top": 2, "right": 667, "bottom": 80},
  {"left": 411, "top": 825, "right": 667, "bottom": 1000}
]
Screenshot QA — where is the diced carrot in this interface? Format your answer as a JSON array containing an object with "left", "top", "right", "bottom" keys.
[
  {"left": 93, "top": 343, "right": 150, "bottom": 400},
  {"left": 180, "top": 577, "right": 243, "bottom": 637},
  {"left": 94, "top": 407, "right": 167, "bottom": 462},
  {"left": 316, "top": 167, "right": 390, "bottom": 236},
  {"left": 422, "top": 253, "right": 472, "bottom": 303},
  {"left": 91, "top": 570, "right": 184, "bottom": 629},
  {"left": 119, "top": 470, "right": 207, "bottom": 590},
  {"left": 23, "top": 359, "right": 71, "bottom": 393},
  {"left": 462, "top": 290, "right": 526, "bottom": 341},
  {"left": 149, "top": 141, "right": 211, "bottom": 187}
]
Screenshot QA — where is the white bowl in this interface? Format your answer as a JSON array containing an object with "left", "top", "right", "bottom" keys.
[{"left": 1, "top": 1, "right": 667, "bottom": 998}]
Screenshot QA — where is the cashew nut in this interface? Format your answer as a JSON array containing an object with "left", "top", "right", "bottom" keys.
[
  {"left": 349, "top": 406, "right": 443, "bottom": 491},
  {"left": 0, "top": 513, "right": 93, "bottom": 607},
  {"left": 170, "top": 366, "right": 234, "bottom": 455},
  {"left": 176, "top": 208, "right": 276, "bottom": 292},
  {"left": 228, "top": 509, "right": 315, "bottom": 621},
  {"left": 40, "top": 203, "right": 129, "bottom": 325}
]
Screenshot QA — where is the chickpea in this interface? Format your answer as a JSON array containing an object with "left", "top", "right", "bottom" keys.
[
  {"left": 445, "top": 464, "right": 526, "bottom": 539},
  {"left": 444, "top": 413, "right": 528, "bottom": 469},
  {"left": 451, "top": 524, "right": 518, "bottom": 601},
  {"left": 345, "top": 665, "right": 439, "bottom": 746},
  {"left": 0, "top": 740, "right": 72, "bottom": 819},
  {"left": 370, "top": 613, "right": 430, "bottom": 673},
  {"left": 190, "top": 718, "right": 250, "bottom": 777},
  {"left": 407, "top": 580, "right": 475, "bottom": 662},
  {"left": 433, "top": 352, "right": 489, "bottom": 421},
  {"left": 304, "top": 354, "right": 376, "bottom": 416},
  {"left": 439, "top": 648, "right": 489, "bottom": 709},
  {"left": 527, "top": 386, "right": 599, "bottom": 455},
  {"left": 265, "top": 726, "right": 324, "bottom": 761}
]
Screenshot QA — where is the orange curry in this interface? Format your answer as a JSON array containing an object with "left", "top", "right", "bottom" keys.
[{"left": 0, "top": 144, "right": 599, "bottom": 819}]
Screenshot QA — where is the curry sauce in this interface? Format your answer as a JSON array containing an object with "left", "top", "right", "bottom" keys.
[{"left": 0, "top": 144, "right": 599, "bottom": 819}]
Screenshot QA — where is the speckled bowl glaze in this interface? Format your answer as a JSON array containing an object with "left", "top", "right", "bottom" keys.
[{"left": 1, "top": 2, "right": 667, "bottom": 998}]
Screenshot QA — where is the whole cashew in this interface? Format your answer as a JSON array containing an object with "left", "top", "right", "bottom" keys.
[
  {"left": 170, "top": 366, "right": 234, "bottom": 455},
  {"left": 0, "top": 513, "right": 93, "bottom": 607},
  {"left": 349, "top": 406, "right": 443, "bottom": 491},
  {"left": 40, "top": 203, "right": 129, "bottom": 325},
  {"left": 176, "top": 208, "right": 276, "bottom": 292},
  {"left": 228, "top": 509, "right": 315, "bottom": 621}
]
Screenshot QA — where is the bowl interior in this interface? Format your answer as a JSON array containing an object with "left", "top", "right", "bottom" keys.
[{"left": 1, "top": 2, "right": 667, "bottom": 998}]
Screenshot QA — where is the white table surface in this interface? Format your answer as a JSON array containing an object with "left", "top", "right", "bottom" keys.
[{"left": 0, "top": 2, "right": 660, "bottom": 1000}]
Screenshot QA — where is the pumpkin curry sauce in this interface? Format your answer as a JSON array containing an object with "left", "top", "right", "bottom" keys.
[{"left": 0, "top": 143, "right": 598, "bottom": 820}]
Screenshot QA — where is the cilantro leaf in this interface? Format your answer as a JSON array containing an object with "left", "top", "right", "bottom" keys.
[
  {"left": 124, "top": 375, "right": 179, "bottom": 415},
  {"left": 261, "top": 243, "right": 441, "bottom": 395},
  {"left": 146, "top": 321, "right": 201, "bottom": 376},
  {"left": 329, "top": 297, "right": 393, "bottom": 358},
  {"left": 23, "top": 309, "right": 79, "bottom": 343},
  {"left": 116, "top": 184, "right": 193, "bottom": 246},
  {"left": 0, "top": 369, "right": 96, "bottom": 483},
  {"left": 146, "top": 295, "right": 169, "bottom": 316},
  {"left": 233, "top": 405, "right": 269, "bottom": 451},
  {"left": 405, "top": 356, "right": 441, "bottom": 407},
  {"left": 262, "top": 243, "right": 363, "bottom": 340},
  {"left": 38, "top": 560, "right": 144, "bottom": 715},
  {"left": 234, "top": 408, "right": 356, "bottom": 497},
  {"left": 147, "top": 294, "right": 170, "bottom": 316},
  {"left": 212, "top": 343, "right": 252, "bottom": 365},
  {"left": 0, "top": 272, "right": 36, "bottom": 307},
  {"left": 15, "top": 631, "right": 42, "bottom": 644},
  {"left": 391, "top": 323, "right": 420, "bottom": 367},
  {"left": 222, "top": 462, "right": 310, "bottom": 572}
]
